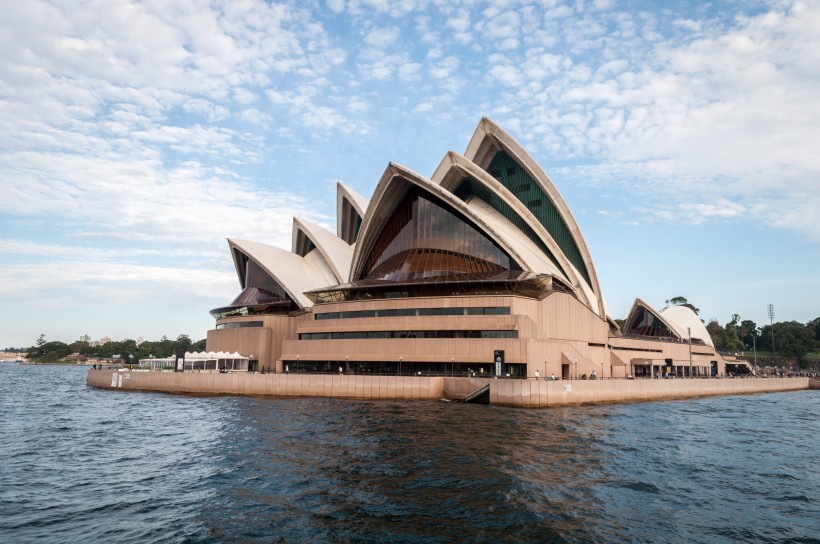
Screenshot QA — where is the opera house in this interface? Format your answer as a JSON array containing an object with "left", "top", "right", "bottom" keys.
[{"left": 206, "top": 118, "right": 727, "bottom": 380}]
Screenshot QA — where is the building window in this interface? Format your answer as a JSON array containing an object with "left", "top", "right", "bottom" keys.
[
  {"left": 314, "top": 306, "right": 511, "bottom": 319},
  {"left": 299, "top": 330, "right": 518, "bottom": 340},
  {"left": 216, "top": 321, "right": 264, "bottom": 330}
]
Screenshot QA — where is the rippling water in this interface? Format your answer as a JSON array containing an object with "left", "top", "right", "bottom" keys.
[{"left": 1, "top": 364, "right": 817, "bottom": 543}]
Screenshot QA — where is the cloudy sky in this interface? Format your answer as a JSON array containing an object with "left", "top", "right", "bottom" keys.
[{"left": 1, "top": 0, "right": 818, "bottom": 348}]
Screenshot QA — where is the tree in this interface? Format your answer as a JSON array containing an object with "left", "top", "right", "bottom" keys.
[
  {"left": 174, "top": 334, "right": 193, "bottom": 352},
  {"left": 740, "top": 319, "right": 759, "bottom": 349},
  {"left": 810, "top": 317, "right": 820, "bottom": 347},
  {"left": 706, "top": 319, "right": 725, "bottom": 350},
  {"left": 26, "top": 341, "right": 70, "bottom": 362},
  {"left": 716, "top": 315, "right": 744, "bottom": 352},
  {"left": 36, "top": 334, "right": 46, "bottom": 347},
  {"left": 774, "top": 321, "right": 814, "bottom": 362},
  {"left": 667, "top": 296, "right": 700, "bottom": 315}
]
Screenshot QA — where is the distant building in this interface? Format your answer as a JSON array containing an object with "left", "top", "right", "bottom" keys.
[
  {"left": 79, "top": 334, "right": 91, "bottom": 343},
  {"left": 136, "top": 337, "right": 145, "bottom": 346},
  {"left": 207, "top": 118, "right": 727, "bottom": 379}
]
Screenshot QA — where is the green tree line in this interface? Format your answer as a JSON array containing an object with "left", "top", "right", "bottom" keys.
[
  {"left": 706, "top": 315, "right": 820, "bottom": 365},
  {"left": 22, "top": 334, "right": 206, "bottom": 364}
]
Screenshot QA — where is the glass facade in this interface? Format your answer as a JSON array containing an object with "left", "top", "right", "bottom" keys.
[
  {"left": 623, "top": 306, "right": 676, "bottom": 339},
  {"left": 485, "top": 150, "right": 592, "bottom": 286},
  {"left": 453, "top": 176, "right": 568, "bottom": 278},
  {"left": 362, "top": 188, "right": 518, "bottom": 281},
  {"left": 210, "top": 253, "right": 297, "bottom": 319},
  {"left": 306, "top": 271, "right": 559, "bottom": 304}
]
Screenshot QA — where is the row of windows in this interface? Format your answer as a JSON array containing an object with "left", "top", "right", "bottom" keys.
[
  {"left": 299, "top": 330, "right": 518, "bottom": 340},
  {"left": 315, "top": 306, "right": 511, "bottom": 320},
  {"left": 611, "top": 346, "right": 663, "bottom": 353},
  {"left": 216, "top": 321, "right": 264, "bottom": 330}
]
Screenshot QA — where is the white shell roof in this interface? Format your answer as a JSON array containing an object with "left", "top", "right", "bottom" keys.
[
  {"left": 461, "top": 117, "right": 606, "bottom": 318},
  {"left": 292, "top": 217, "right": 354, "bottom": 283},
  {"left": 228, "top": 238, "right": 337, "bottom": 309},
  {"left": 660, "top": 305, "right": 715, "bottom": 348},
  {"left": 337, "top": 182, "right": 369, "bottom": 243},
  {"left": 625, "top": 298, "right": 686, "bottom": 338},
  {"left": 350, "top": 162, "right": 563, "bottom": 283},
  {"left": 433, "top": 151, "right": 598, "bottom": 313}
]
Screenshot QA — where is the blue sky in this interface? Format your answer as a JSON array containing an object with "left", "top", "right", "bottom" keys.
[{"left": 1, "top": 0, "right": 818, "bottom": 348}]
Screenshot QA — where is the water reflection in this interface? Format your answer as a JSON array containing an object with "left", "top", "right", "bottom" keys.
[{"left": 1, "top": 365, "right": 817, "bottom": 544}]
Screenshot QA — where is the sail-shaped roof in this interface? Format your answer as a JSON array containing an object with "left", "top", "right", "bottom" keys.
[
  {"left": 292, "top": 218, "right": 354, "bottom": 284},
  {"left": 228, "top": 238, "right": 336, "bottom": 309},
  {"left": 336, "top": 182, "right": 368, "bottom": 245},
  {"left": 623, "top": 298, "right": 686, "bottom": 340},
  {"left": 349, "top": 162, "right": 562, "bottom": 283},
  {"left": 461, "top": 117, "right": 606, "bottom": 317},
  {"left": 661, "top": 305, "right": 714, "bottom": 348}
]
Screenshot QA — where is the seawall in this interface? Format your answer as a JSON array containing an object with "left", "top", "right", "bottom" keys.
[{"left": 87, "top": 369, "right": 811, "bottom": 407}]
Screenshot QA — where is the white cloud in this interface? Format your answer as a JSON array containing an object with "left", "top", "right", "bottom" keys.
[{"left": 364, "top": 26, "right": 401, "bottom": 48}]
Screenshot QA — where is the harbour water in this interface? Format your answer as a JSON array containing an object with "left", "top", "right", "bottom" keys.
[{"left": 1, "top": 364, "right": 817, "bottom": 543}]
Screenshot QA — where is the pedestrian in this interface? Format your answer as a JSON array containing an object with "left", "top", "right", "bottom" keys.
[
  {"left": 339, "top": 365, "right": 343, "bottom": 374},
  {"left": 535, "top": 369, "right": 540, "bottom": 379},
  {"left": 285, "top": 364, "right": 289, "bottom": 373}
]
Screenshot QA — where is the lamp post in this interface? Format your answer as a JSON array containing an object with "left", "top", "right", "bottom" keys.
[
  {"left": 687, "top": 327, "right": 692, "bottom": 378},
  {"left": 752, "top": 328, "right": 758, "bottom": 377},
  {"left": 574, "top": 359, "right": 578, "bottom": 380},
  {"left": 767, "top": 303, "right": 775, "bottom": 356},
  {"left": 601, "top": 361, "right": 604, "bottom": 380},
  {"left": 544, "top": 359, "right": 547, "bottom": 380},
  {"left": 399, "top": 356, "right": 402, "bottom": 376},
  {"left": 450, "top": 357, "right": 454, "bottom": 377}
]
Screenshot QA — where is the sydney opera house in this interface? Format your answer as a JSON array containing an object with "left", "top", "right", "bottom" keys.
[{"left": 206, "top": 118, "right": 726, "bottom": 380}]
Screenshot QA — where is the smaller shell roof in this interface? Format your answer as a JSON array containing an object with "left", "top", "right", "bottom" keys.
[
  {"left": 228, "top": 238, "right": 337, "bottom": 309},
  {"left": 625, "top": 298, "right": 687, "bottom": 340},
  {"left": 292, "top": 217, "right": 354, "bottom": 283},
  {"left": 660, "top": 305, "right": 715, "bottom": 348},
  {"left": 337, "top": 182, "right": 369, "bottom": 244}
]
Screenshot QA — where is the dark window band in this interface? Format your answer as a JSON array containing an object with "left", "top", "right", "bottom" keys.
[{"left": 300, "top": 330, "right": 518, "bottom": 340}]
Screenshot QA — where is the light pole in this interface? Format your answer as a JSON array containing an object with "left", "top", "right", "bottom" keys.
[
  {"left": 544, "top": 359, "right": 547, "bottom": 380},
  {"left": 601, "top": 361, "right": 604, "bottom": 380},
  {"left": 450, "top": 357, "right": 454, "bottom": 376},
  {"left": 687, "top": 327, "right": 692, "bottom": 378},
  {"left": 752, "top": 328, "right": 758, "bottom": 376},
  {"left": 574, "top": 359, "right": 578, "bottom": 380},
  {"left": 767, "top": 303, "right": 775, "bottom": 356},
  {"left": 399, "top": 356, "right": 402, "bottom": 376}
]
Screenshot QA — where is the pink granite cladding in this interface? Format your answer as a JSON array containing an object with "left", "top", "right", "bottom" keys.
[{"left": 87, "top": 370, "right": 809, "bottom": 406}]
